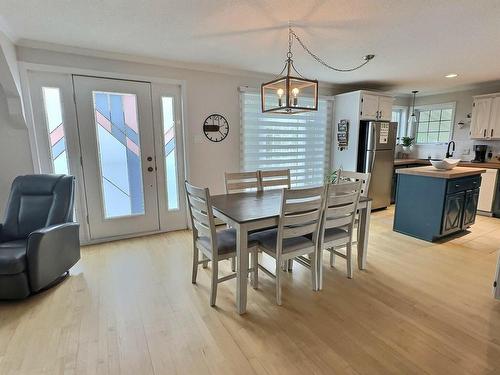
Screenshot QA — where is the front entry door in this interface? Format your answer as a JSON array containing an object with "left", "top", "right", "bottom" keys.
[{"left": 73, "top": 76, "right": 159, "bottom": 239}]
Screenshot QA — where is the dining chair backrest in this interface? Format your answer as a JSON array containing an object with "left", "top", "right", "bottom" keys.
[
  {"left": 224, "top": 171, "right": 261, "bottom": 193},
  {"left": 260, "top": 169, "right": 291, "bottom": 190},
  {"left": 277, "top": 186, "right": 325, "bottom": 255},
  {"left": 338, "top": 170, "right": 371, "bottom": 197},
  {"left": 185, "top": 181, "right": 217, "bottom": 248},
  {"left": 322, "top": 180, "right": 362, "bottom": 240}
]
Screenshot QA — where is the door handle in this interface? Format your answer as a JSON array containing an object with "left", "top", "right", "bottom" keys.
[
  {"left": 147, "top": 167, "right": 154, "bottom": 172},
  {"left": 147, "top": 156, "right": 153, "bottom": 161}
]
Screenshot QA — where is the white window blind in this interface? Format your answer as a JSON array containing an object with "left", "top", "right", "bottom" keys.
[{"left": 240, "top": 91, "right": 333, "bottom": 187}]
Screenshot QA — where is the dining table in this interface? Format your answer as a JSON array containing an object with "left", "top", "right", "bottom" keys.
[{"left": 210, "top": 189, "right": 373, "bottom": 314}]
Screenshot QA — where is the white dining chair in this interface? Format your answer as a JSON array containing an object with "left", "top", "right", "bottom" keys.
[
  {"left": 259, "top": 169, "right": 291, "bottom": 190},
  {"left": 259, "top": 169, "right": 294, "bottom": 271},
  {"left": 251, "top": 186, "right": 325, "bottom": 305},
  {"left": 318, "top": 180, "right": 362, "bottom": 288},
  {"left": 224, "top": 171, "right": 261, "bottom": 193},
  {"left": 185, "top": 181, "right": 259, "bottom": 306},
  {"left": 338, "top": 170, "right": 371, "bottom": 197},
  {"left": 335, "top": 170, "right": 371, "bottom": 247}
]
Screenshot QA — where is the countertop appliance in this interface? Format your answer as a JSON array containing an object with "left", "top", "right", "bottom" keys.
[
  {"left": 356, "top": 121, "right": 397, "bottom": 209},
  {"left": 471, "top": 144, "right": 487, "bottom": 163}
]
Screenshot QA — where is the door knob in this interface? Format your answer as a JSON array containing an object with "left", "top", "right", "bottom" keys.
[
  {"left": 147, "top": 156, "right": 153, "bottom": 161},
  {"left": 148, "top": 167, "right": 154, "bottom": 172}
]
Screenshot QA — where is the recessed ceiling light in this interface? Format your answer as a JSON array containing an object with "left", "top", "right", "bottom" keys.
[{"left": 445, "top": 73, "right": 458, "bottom": 78}]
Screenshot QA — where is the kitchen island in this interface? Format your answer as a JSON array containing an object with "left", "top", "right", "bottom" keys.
[{"left": 393, "top": 166, "right": 486, "bottom": 241}]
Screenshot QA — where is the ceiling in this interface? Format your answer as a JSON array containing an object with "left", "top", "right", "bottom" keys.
[{"left": 1, "top": 0, "right": 500, "bottom": 94}]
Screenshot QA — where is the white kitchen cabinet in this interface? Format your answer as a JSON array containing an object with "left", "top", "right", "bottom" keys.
[
  {"left": 360, "top": 93, "right": 393, "bottom": 121},
  {"left": 477, "top": 168, "right": 498, "bottom": 213},
  {"left": 360, "top": 94, "right": 379, "bottom": 120},
  {"left": 378, "top": 96, "right": 394, "bottom": 121},
  {"left": 489, "top": 97, "right": 500, "bottom": 139},
  {"left": 470, "top": 93, "right": 500, "bottom": 140}
]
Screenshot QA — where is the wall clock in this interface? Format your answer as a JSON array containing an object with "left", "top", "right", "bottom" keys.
[{"left": 203, "top": 114, "right": 229, "bottom": 142}]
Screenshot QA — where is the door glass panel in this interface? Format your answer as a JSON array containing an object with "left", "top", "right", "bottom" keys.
[
  {"left": 161, "top": 97, "right": 179, "bottom": 210},
  {"left": 93, "top": 91, "right": 145, "bottom": 218},
  {"left": 42, "top": 87, "right": 69, "bottom": 174}
]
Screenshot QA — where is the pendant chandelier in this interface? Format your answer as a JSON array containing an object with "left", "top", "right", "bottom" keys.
[
  {"left": 261, "top": 25, "right": 375, "bottom": 114},
  {"left": 408, "top": 90, "right": 419, "bottom": 127}
]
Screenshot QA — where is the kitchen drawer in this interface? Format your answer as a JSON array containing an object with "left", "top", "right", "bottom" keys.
[{"left": 447, "top": 176, "right": 482, "bottom": 194}]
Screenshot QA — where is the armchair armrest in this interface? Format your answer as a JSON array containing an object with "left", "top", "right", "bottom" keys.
[{"left": 27, "top": 222, "right": 80, "bottom": 292}]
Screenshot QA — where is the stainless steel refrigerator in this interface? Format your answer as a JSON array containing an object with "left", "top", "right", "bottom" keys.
[{"left": 356, "top": 121, "right": 397, "bottom": 210}]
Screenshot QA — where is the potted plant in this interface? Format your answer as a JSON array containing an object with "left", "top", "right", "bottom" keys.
[{"left": 401, "top": 136, "right": 415, "bottom": 155}]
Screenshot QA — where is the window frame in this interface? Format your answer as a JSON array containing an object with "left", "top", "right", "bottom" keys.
[
  {"left": 392, "top": 105, "right": 408, "bottom": 141},
  {"left": 414, "top": 102, "right": 456, "bottom": 145}
]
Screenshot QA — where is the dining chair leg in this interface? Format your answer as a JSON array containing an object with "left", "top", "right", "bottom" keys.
[
  {"left": 251, "top": 250, "right": 258, "bottom": 289},
  {"left": 317, "top": 248, "right": 323, "bottom": 290},
  {"left": 275, "top": 259, "right": 282, "bottom": 305},
  {"left": 231, "top": 256, "right": 236, "bottom": 272},
  {"left": 309, "top": 252, "right": 316, "bottom": 291},
  {"left": 330, "top": 249, "right": 336, "bottom": 267},
  {"left": 202, "top": 254, "right": 209, "bottom": 269},
  {"left": 210, "top": 260, "right": 218, "bottom": 306},
  {"left": 346, "top": 243, "right": 353, "bottom": 279},
  {"left": 281, "top": 260, "right": 288, "bottom": 272},
  {"left": 192, "top": 246, "right": 199, "bottom": 284},
  {"left": 287, "top": 259, "right": 293, "bottom": 272}
]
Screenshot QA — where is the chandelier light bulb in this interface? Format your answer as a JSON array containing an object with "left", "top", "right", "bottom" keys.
[{"left": 276, "top": 88, "right": 284, "bottom": 106}]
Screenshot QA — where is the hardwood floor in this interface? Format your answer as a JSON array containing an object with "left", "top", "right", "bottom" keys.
[{"left": 1, "top": 208, "right": 500, "bottom": 374}]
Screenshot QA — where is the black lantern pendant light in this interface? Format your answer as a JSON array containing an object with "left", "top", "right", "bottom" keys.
[{"left": 261, "top": 25, "right": 375, "bottom": 114}]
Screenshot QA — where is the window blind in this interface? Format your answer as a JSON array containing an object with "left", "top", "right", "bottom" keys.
[{"left": 240, "top": 91, "right": 333, "bottom": 187}]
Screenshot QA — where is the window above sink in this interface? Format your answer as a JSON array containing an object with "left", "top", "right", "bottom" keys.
[{"left": 414, "top": 102, "right": 456, "bottom": 145}]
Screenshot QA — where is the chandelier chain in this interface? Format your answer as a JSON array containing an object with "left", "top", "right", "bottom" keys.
[{"left": 289, "top": 27, "right": 373, "bottom": 72}]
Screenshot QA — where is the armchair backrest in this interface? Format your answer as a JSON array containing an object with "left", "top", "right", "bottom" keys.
[{"left": 1, "top": 174, "right": 75, "bottom": 241}]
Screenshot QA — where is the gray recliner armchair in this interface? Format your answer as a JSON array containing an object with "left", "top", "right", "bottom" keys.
[{"left": 0, "top": 174, "right": 80, "bottom": 299}]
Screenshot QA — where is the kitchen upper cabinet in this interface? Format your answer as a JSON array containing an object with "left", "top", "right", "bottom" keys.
[
  {"left": 360, "top": 94, "right": 379, "bottom": 119},
  {"left": 490, "top": 96, "right": 500, "bottom": 139},
  {"left": 470, "top": 93, "right": 500, "bottom": 140},
  {"left": 378, "top": 96, "right": 394, "bottom": 121},
  {"left": 360, "top": 93, "right": 393, "bottom": 121}
]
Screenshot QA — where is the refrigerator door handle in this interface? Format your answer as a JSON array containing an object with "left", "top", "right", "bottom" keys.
[{"left": 365, "top": 150, "right": 376, "bottom": 173}]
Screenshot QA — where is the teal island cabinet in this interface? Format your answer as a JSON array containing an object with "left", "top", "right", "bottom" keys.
[{"left": 393, "top": 166, "right": 486, "bottom": 242}]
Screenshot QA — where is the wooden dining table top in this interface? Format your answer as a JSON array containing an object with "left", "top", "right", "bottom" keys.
[{"left": 211, "top": 189, "right": 371, "bottom": 224}]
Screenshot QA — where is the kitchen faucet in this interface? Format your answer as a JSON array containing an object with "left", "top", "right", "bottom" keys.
[{"left": 445, "top": 141, "right": 455, "bottom": 158}]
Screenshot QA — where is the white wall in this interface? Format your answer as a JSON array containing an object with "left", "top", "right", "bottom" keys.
[
  {"left": 405, "top": 83, "right": 500, "bottom": 160},
  {"left": 0, "top": 32, "right": 33, "bottom": 216},
  {"left": 0, "top": 87, "right": 34, "bottom": 213}
]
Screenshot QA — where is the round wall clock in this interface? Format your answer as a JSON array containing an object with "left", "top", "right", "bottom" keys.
[{"left": 203, "top": 114, "right": 229, "bottom": 142}]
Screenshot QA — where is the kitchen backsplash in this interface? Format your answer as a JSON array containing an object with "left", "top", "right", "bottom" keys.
[{"left": 400, "top": 140, "right": 500, "bottom": 162}]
